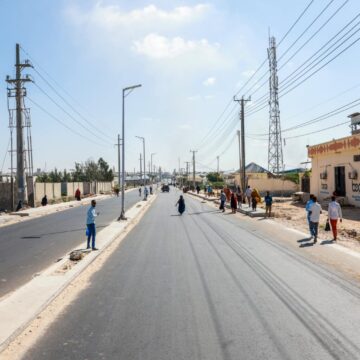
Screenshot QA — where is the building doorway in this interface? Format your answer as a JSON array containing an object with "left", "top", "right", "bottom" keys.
[{"left": 334, "top": 166, "right": 346, "bottom": 196}]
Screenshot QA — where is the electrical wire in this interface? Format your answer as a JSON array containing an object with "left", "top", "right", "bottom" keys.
[
  {"left": 27, "top": 97, "right": 107, "bottom": 147},
  {"left": 285, "top": 120, "right": 349, "bottom": 139},
  {"left": 20, "top": 46, "right": 116, "bottom": 142},
  {"left": 33, "top": 82, "right": 111, "bottom": 146},
  {"left": 195, "top": 0, "right": 315, "bottom": 148}
]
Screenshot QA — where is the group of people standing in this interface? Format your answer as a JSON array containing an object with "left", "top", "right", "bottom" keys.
[{"left": 219, "top": 185, "right": 273, "bottom": 217}]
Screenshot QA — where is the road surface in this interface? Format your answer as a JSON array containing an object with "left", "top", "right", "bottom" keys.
[
  {"left": 0, "top": 190, "right": 141, "bottom": 298},
  {"left": 22, "top": 190, "right": 360, "bottom": 359}
]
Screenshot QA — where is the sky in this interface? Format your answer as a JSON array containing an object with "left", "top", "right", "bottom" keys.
[{"left": 1, "top": 0, "right": 360, "bottom": 175}]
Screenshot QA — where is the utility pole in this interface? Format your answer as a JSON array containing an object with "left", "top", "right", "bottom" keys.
[
  {"left": 268, "top": 36, "right": 283, "bottom": 174},
  {"left": 190, "top": 150, "right": 197, "bottom": 189},
  {"left": 216, "top": 156, "right": 219, "bottom": 173},
  {"left": 139, "top": 153, "right": 143, "bottom": 185},
  {"left": 184, "top": 161, "right": 190, "bottom": 186},
  {"left": 115, "top": 134, "right": 122, "bottom": 188},
  {"left": 234, "top": 96, "right": 251, "bottom": 192},
  {"left": 6, "top": 44, "right": 32, "bottom": 206},
  {"left": 150, "top": 153, "right": 156, "bottom": 184},
  {"left": 237, "top": 130, "right": 241, "bottom": 189}
]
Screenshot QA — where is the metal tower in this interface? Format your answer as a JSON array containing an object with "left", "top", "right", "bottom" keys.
[{"left": 267, "top": 36, "right": 283, "bottom": 174}]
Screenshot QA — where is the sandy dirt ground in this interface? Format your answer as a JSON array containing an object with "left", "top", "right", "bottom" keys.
[{"left": 260, "top": 198, "right": 360, "bottom": 252}]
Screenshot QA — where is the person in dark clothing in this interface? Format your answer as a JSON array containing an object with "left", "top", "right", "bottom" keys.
[
  {"left": 264, "top": 191, "right": 273, "bottom": 217},
  {"left": 196, "top": 185, "right": 200, "bottom": 194},
  {"left": 15, "top": 200, "right": 22, "bottom": 212},
  {"left": 41, "top": 195, "right": 48, "bottom": 206},
  {"left": 219, "top": 190, "right": 226, "bottom": 212},
  {"left": 230, "top": 193, "right": 238, "bottom": 214},
  {"left": 176, "top": 195, "right": 185, "bottom": 215}
]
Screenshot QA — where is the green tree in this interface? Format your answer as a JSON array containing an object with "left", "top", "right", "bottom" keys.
[
  {"left": 206, "top": 172, "right": 223, "bottom": 182},
  {"left": 48, "top": 168, "right": 62, "bottom": 182},
  {"left": 98, "top": 157, "right": 114, "bottom": 181},
  {"left": 72, "top": 162, "right": 86, "bottom": 182}
]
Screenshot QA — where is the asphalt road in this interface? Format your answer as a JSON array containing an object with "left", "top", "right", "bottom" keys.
[
  {"left": 24, "top": 190, "right": 360, "bottom": 360},
  {"left": 0, "top": 190, "right": 142, "bottom": 298}
]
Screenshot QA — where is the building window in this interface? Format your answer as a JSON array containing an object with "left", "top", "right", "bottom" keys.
[{"left": 354, "top": 155, "right": 360, "bottom": 162}]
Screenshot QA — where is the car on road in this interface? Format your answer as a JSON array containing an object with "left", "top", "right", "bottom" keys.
[{"left": 161, "top": 184, "right": 170, "bottom": 192}]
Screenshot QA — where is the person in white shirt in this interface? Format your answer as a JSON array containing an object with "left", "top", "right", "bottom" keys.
[
  {"left": 309, "top": 196, "right": 322, "bottom": 244},
  {"left": 245, "top": 186, "right": 252, "bottom": 207},
  {"left": 328, "top": 196, "right": 342, "bottom": 241}
]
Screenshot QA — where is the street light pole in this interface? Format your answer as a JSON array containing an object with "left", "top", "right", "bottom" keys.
[
  {"left": 119, "top": 84, "right": 142, "bottom": 221},
  {"left": 151, "top": 153, "right": 156, "bottom": 184},
  {"left": 136, "top": 136, "right": 146, "bottom": 188}
]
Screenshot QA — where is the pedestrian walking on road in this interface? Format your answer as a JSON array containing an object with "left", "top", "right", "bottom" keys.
[
  {"left": 328, "top": 196, "right": 342, "bottom": 241},
  {"left": 230, "top": 193, "right": 238, "bottom": 214},
  {"left": 196, "top": 185, "right": 200, "bottom": 194},
  {"left": 176, "top": 195, "right": 186, "bottom": 215},
  {"left": 41, "top": 195, "right": 48, "bottom": 206},
  {"left": 219, "top": 190, "right": 226, "bottom": 212},
  {"left": 150, "top": 185, "right": 153, "bottom": 195},
  {"left": 144, "top": 186, "right": 149, "bottom": 200},
  {"left": 251, "top": 189, "right": 258, "bottom": 211},
  {"left": 245, "top": 186, "right": 252, "bottom": 207},
  {"left": 75, "top": 188, "right": 81, "bottom": 201},
  {"left": 86, "top": 200, "right": 99, "bottom": 250},
  {"left": 305, "top": 194, "right": 315, "bottom": 237},
  {"left": 309, "top": 196, "right": 322, "bottom": 244},
  {"left": 139, "top": 187, "right": 142, "bottom": 197},
  {"left": 264, "top": 191, "right": 273, "bottom": 217},
  {"left": 236, "top": 190, "right": 243, "bottom": 209}
]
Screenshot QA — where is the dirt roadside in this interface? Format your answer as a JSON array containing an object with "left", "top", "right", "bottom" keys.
[{"left": 259, "top": 198, "right": 360, "bottom": 253}]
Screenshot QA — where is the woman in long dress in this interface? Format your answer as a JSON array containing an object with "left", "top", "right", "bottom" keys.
[{"left": 176, "top": 195, "right": 186, "bottom": 215}]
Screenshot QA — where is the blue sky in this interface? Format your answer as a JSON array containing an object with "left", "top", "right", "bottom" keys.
[{"left": 1, "top": 0, "right": 360, "bottom": 175}]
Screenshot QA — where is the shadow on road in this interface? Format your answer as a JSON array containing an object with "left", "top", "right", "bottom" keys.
[{"left": 21, "top": 224, "right": 107, "bottom": 239}]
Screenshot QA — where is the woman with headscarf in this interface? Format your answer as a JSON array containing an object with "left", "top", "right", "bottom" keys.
[
  {"left": 230, "top": 192, "right": 238, "bottom": 214},
  {"left": 176, "top": 195, "right": 186, "bottom": 215}
]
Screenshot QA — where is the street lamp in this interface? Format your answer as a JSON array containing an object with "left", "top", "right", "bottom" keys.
[
  {"left": 119, "top": 84, "right": 142, "bottom": 221},
  {"left": 150, "top": 153, "right": 156, "bottom": 183},
  {"left": 135, "top": 136, "right": 146, "bottom": 187}
]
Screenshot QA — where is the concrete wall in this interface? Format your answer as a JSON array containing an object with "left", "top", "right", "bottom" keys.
[
  {"left": 66, "top": 182, "right": 84, "bottom": 197},
  {"left": 96, "top": 182, "right": 112, "bottom": 194},
  {"left": 233, "top": 174, "right": 299, "bottom": 195},
  {"left": 34, "top": 183, "right": 62, "bottom": 202},
  {"left": 0, "top": 183, "right": 12, "bottom": 210}
]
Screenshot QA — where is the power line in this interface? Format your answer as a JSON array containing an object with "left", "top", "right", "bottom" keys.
[
  {"left": 20, "top": 46, "right": 116, "bottom": 142},
  {"left": 285, "top": 120, "right": 349, "bottom": 140},
  {"left": 278, "top": 0, "right": 350, "bottom": 72},
  {"left": 195, "top": 0, "right": 315, "bottom": 148},
  {"left": 27, "top": 97, "right": 107, "bottom": 147},
  {"left": 33, "top": 82, "right": 112, "bottom": 145},
  {"left": 278, "top": 0, "right": 337, "bottom": 62}
]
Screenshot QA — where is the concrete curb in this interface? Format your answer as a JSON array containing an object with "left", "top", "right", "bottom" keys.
[{"left": 0, "top": 192, "right": 157, "bottom": 353}]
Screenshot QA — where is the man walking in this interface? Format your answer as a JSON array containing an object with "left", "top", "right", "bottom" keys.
[
  {"left": 305, "top": 194, "right": 315, "bottom": 238},
  {"left": 328, "top": 196, "right": 342, "bottom": 241},
  {"left": 245, "top": 185, "right": 252, "bottom": 207},
  {"left": 309, "top": 196, "right": 322, "bottom": 244},
  {"left": 264, "top": 191, "right": 273, "bottom": 217},
  {"left": 86, "top": 200, "right": 99, "bottom": 250}
]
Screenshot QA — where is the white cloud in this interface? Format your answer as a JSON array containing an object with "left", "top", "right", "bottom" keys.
[
  {"left": 203, "top": 77, "right": 216, "bottom": 86},
  {"left": 133, "top": 33, "right": 219, "bottom": 60},
  {"left": 67, "top": 3, "right": 211, "bottom": 30}
]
